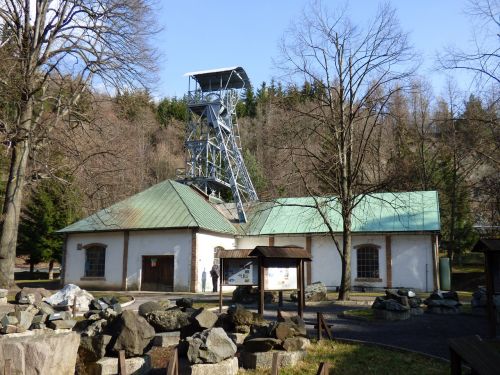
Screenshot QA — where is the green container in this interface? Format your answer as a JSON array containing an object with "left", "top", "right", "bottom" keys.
[{"left": 439, "top": 257, "right": 451, "bottom": 291}]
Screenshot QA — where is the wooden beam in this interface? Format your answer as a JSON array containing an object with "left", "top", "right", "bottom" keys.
[
  {"left": 271, "top": 352, "right": 280, "bottom": 375},
  {"left": 258, "top": 258, "right": 264, "bottom": 315},
  {"left": 60, "top": 234, "right": 68, "bottom": 287},
  {"left": 431, "top": 234, "right": 439, "bottom": 290},
  {"left": 190, "top": 230, "right": 198, "bottom": 293},
  {"left": 306, "top": 235, "right": 312, "bottom": 285},
  {"left": 219, "top": 260, "right": 223, "bottom": 313},
  {"left": 118, "top": 350, "right": 126, "bottom": 374},
  {"left": 121, "top": 231, "right": 129, "bottom": 291},
  {"left": 385, "top": 235, "right": 392, "bottom": 289}
]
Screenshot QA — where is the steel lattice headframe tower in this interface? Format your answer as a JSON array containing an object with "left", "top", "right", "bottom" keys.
[{"left": 179, "top": 67, "right": 258, "bottom": 223}]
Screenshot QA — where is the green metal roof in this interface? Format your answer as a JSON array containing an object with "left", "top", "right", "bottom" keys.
[
  {"left": 238, "top": 191, "right": 440, "bottom": 235},
  {"left": 58, "top": 180, "right": 236, "bottom": 234},
  {"left": 59, "top": 181, "right": 440, "bottom": 236}
]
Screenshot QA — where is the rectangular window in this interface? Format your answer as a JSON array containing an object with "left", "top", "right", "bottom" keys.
[
  {"left": 357, "top": 246, "right": 379, "bottom": 279},
  {"left": 85, "top": 247, "right": 106, "bottom": 277}
]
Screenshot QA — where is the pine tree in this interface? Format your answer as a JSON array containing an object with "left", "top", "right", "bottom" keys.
[{"left": 18, "top": 179, "right": 80, "bottom": 279}]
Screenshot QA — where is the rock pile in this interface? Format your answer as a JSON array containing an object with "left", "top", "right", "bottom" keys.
[
  {"left": 371, "top": 289, "right": 422, "bottom": 320},
  {"left": 291, "top": 282, "right": 328, "bottom": 302},
  {"left": 232, "top": 286, "right": 277, "bottom": 304},
  {"left": 425, "top": 290, "right": 461, "bottom": 314},
  {"left": 45, "top": 283, "right": 94, "bottom": 311}
]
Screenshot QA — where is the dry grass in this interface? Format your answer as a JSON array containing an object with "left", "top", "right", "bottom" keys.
[{"left": 238, "top": 340, "right": 448, "bottom": 375}]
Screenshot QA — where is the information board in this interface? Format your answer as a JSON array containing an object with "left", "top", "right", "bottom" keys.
[
  {"left": 222, "top": 259, "right": 258, "bottom": 285},
  {"left": 264, "top": 259, "right": 298, "bottom": 290}
]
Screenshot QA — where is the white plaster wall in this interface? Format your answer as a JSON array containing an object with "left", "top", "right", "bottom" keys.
[
  {"left": 274, "top": 236, "right": 306, "bottom": 248},
  {"left": 236, "top": 236, "right": 270, "bottom": 249},
  {"left": 65, "top": 232, "right": 124, "bottom": 289},
  {"left": 310, "top": 235, "right": 343, "bottom": 287},
  {"left": 127, "top": 229, "right": 192, "bottom": 291},
  {"left": 311, "top": 235, "right": 388, "bottom": 289},
  {"left": 196, "top": 231, "right": 235, "bottom": 293},
  {"left": 392, "top": 234, "right": 434, "bottom": 292}
]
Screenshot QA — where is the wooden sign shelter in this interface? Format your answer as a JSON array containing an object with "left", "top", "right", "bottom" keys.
[
  {"left": 215, "top": 246, "right": 312, "bottom": 317},
  {"left": 249, "top": 246, "right": 311, "bottom": 318},
  {"left": 473, "top": 238, "right": 500, "bottom": 338}
]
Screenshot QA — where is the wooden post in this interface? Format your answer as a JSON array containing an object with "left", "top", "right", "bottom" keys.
[
  {"left": 219, "top": 260, "right": 223, "bottom": 314},
  {"left": 301, "top": 259, "right": 306, "bottom": 315},
  {"left": 118, "top": 350, "right": 127, "bottom": 375},
  {"left": 449, "top": 348, "right": 462, "bottom": 375},
  {"left": 317, "top": 311, "right": 322, "bottom": 341},
  {"left": 271, "top": 351, "right": 280, "bottom": 375},
  {"left": 4, "top": 359, "right": 11, "bottom": 375},
  {"left": 258, "top": 258, "right": 264, "bottom": 316},
  {"left": 316, "top": 362, "right": 330, "bottom": 375},
  {"left": 485, "top": 253, "right": 497, "bottom": 338},
  {"left": 297, "top": 259, "right": 304, "bottom": 318},
  {"left": 72, "top": 296, "right": 77, "bottom": 318},
  {"left": 317, "top": 312, "right": 332, "bottom": 340},
  {"left": 167, "top": 348, "right": 178, "bottom": 375},
  {"left": 306, "top": 235, "right": 312, "bottom": 285},
  {"left": 278, "top": 291, "right": 283, "bottom": 307}
]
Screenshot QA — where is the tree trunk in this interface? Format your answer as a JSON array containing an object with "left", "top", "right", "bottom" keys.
[
  {"left": 0, "top": 106, "right": 32, "bottom": 288},
  {"left": 30, "top": 261, "right": 34, "bottom": 274},
  {"left": 338, "top": 208, "right": 352, "bottom": 301},
  {"left": 48, "top": 259, "right": 54, "bottom": 280}
]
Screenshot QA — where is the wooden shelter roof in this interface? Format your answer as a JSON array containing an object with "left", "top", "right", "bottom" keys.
[
  {"left": 249, "top": 246, "right": 311, "bottom": 260},
  {"left": 472, "top": 238, "right": 500, "bottom": 253}
]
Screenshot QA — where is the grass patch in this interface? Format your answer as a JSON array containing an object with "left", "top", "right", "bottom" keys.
[
  {"left": 192, "top": 301, "right": 220, "bottom": 309},
  {"left": 453, "top": 264, "right": 484, "bottom": 273},
  {"left": 341, "top": 308, "right": 376, "bottom": 321},
  {"left": 238, "top": 340, "right": 447, "bottom": 375}
]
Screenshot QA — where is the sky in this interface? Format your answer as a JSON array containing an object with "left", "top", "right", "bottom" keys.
[{"left": 152, "top": 0, "right": 482, "bottom": 99}]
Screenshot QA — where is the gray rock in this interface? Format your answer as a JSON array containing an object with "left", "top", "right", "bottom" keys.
[
  {"left": 15, "top": 287, "right": 52, "bottom": 305},
  {"left": 90, "top": 299, "right": 109, "bottom": 311},
  {"left": 82, "top": 319, "right": 108, "bottom": 337},
  {"left": 228, "top": 332, "right": 248, "bottom": 345},
  {"left": 1, "top": 315, "right": 18, "bottom": 327},
  {"left": 382, "top": 299, "right": 410, "bottom": 311},
  {"left": 373, "top": 309, "right": 411, "bottom": 321},
  {"left": 15, "top": 310, "right": 35, "bottom": 332},
  {"left": 193, "top": 308, "right": 218, "bottom": 329},
  {"left": 240, "top": 350, "right": 306, "bottom": 369},
  {"left": 0, "top": 330, "right": 80, "bottom": 374},
  {"left": 243, "top": 338, "right": 281, "bottom": 353},
  {"left": 146, "top": 309, "right": 190, "bottom": 332},
  {"left": 1, "top": 325, "right": 17, "bottom": 334},
  {"left": 31, "top": 313, "right": 47, "bottom": 324},
  {"left": 228, "top": 305, "right": 255, "bottom": 327},
  {"left": 36, "top": 302, "right": 55, "bottom": 316},
  {"left": 303, "top": 282, "right": 328, "bottom": 302},
  {"left": 426, "top": 299, "right": 460, "bottom": 308},
  {"left": 138, "top": 301, "right": 164, "bottom": 317},
  {"left": 30, "top": 323, "right": 46, "bottom": 330},
  {"left": 48, "top": 311, "right": 70, "bottom": 321},
  {"left": 283, "top": 337, "right": 310, "bottom": 351},
  {"left": 176, "top": 298, "right": 193, "bottom": 309},
  {"left": 48, "top": 319, "right": 77, "bottom": 330},
  {"left": 100, "top": 307, "right": 119, "bottom": 320},
  {"left": 187, "top": 327, "right": 237, "bottom": 364},
  {"left": 110, "top": 310, "right": 155, "bottom": 357},
  {"left": 78, "top": 334, "right": 112, "bottom": 362}
]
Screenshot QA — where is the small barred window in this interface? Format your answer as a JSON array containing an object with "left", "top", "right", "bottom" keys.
[{"left": 357, "top": 246, "right": 379, "bottom": 279}]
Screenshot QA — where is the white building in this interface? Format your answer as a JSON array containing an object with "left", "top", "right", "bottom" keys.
[{"left": 59, "top": 180, "right": 441, "bottom": 292}]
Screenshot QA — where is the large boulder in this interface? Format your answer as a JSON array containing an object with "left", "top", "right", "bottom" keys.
[
  {"left": 78, "top": 334, "right": 112, "bottom": 362},
  {"left": 291, "top": 282, "right": 328, "bottom": 302},
  {"left": 283, "top": 337, "right": 310, "bottom": 351},
  {"left": 146, "top": 309, "right": 190, "bottom": 332},
  {"left": 138, "top": 301, "right": 166, "bottom": 317},
  {"left": 0, "top": 330, "right": 80, "bottom": 374},
  {"left": 45, "top": 284, "right": 94, "bottom": 311},
  {"left": 193, "top": 308, "right": 218, "bottom": 329},
  {"left": 109, "top": 310, "right": 155, "bottom": 357},
  {"left": 232, "top": 286, "right": 276, "bottom": 304},
  {"left": 187, "top": 327, "right": 237, "bottom": 364},
  {"left": 15, "top": 287, "right": 52, "bottom": 305}
]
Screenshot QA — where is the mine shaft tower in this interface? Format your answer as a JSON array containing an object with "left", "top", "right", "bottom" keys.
[{"left": 179, "top": 67, "right": 258, "bottom": 223}]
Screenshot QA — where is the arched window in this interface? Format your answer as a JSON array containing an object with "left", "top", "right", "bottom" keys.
[
  {"left": 356, "top": 245, "right": 379, "bottom": 279},
  {"left": 84, "top": 244, "right": 106, "bottom": 277}
]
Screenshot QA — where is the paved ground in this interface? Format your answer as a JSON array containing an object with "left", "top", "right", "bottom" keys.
[{"left": 121, "top": 291, "right": 489, "bottom": 360}]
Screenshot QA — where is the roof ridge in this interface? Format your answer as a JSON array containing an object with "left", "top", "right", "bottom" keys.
[{"left": 169, "top": 181, "right": 201, "bottom": 228}]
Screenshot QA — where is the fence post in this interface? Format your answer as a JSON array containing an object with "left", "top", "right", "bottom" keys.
[
  {"left": 166, "top": 347, "right": 178, "bottom": 375},
  {"left": 316, "top": 362, "right": 330, "bottom": 375},
  {"left": 118, "top": 350, "right": 127, "bottom": 375},
  {"left": 271, "top": 352, "right": 280, "bottom": 375}
]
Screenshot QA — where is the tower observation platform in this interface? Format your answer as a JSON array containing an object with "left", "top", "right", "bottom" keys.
[{"left": 177, "top": 67, "right": 258, "bottom": 223}]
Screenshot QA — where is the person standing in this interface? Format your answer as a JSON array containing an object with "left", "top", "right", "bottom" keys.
[
  {"left": 210, "top": 264, "right": 219, "bottom": 292},
  {"left": 201, "top": 268, "right": 207, "bottom": 292}
]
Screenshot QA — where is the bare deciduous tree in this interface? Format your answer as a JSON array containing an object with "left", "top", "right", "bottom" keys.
[
  {"left": 277, "top": 2, "right": 416, "bottom": 300},
  {"left": 0, "top": 0, "right": 158, "bottom": 287}
]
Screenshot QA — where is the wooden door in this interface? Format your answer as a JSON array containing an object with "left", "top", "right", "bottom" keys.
[{"left": 141, "top": 255, "right": 174, "bottom": 291}]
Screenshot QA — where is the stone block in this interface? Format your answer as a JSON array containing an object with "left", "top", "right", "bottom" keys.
[
  {"left": 48, "top": 319, "right": 77, "bottom": 330},
  {"left": 152, "top": 331, "right": 180, "bottom": 347},
  {"left": 87, "top": 355, "right": 151, "bottom": 375},
  {"left": 1, "top": 325, "right": 17, "bottom": 334},
  {"left": 189, "top": 357, "right": 238, "bottom": 375},
  {"left": 240, "top": 350, "right": 306, "bottom": 369}
]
